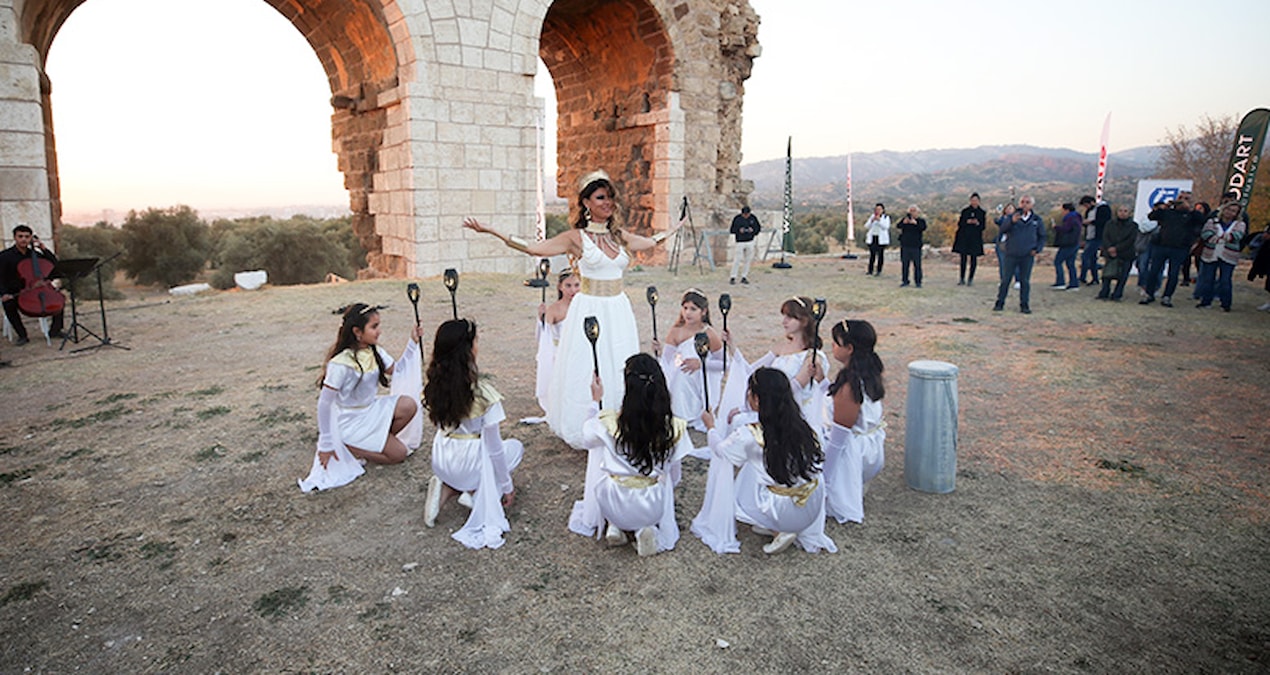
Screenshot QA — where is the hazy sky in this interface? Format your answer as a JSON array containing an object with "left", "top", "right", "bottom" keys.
[{"left": 43, "top": 0, "right": 1270, "bottom": 219}]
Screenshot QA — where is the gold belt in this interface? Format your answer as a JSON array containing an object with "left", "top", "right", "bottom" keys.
[
  {"left": 767, "top": 478, "right": 819, "bottom": 507},
  {"left": 610, "top": 473, "right": 659, "bottom": 489},
  {"left": 446, "top": 432, "right": 480, "bottom": 440},
  {"left": 580, "top": 276, "right": 624, "bottom": 297},
  {"left": 859, "top": 421, "right": 887, "bottom": 437}
]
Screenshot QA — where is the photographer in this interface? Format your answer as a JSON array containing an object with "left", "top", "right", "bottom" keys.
[
  {"left": 1140, "top": 192, "right": 1197, "bottom": 307},
  {"left": 897, "top": 205, "right": 926, "bottom": 288}
]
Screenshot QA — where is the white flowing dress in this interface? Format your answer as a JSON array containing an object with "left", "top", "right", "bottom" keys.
[
  {"left": 534, "top": 319, "right": 561, "bottom": 415},
  {"left": 547, "top": 234, "right": 640, "bottom": 448},
  {"left": 568, "top": 404, "right": 693, "bottom": 552},
  {"left": 715, "top": 348, "right": 830, "bottom": 436},
  {"left": 822, "top": 391, "right": 885, "bottom": 524},
  {"left": 691, "top": 414, "right": 836, "bottom": 554},
  {"left": 431, "top": 380, "right": 524, "bottom": 549},
  {"left": 659, "top": 338, "right": 723, "bottom": 431},
  {"left": 298, "top": 342, "right": 423, "bottom": 492}
]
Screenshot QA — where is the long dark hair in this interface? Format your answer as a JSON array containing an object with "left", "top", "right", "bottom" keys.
[
  {"left": 318, "top": 303, "right": 388, "bottom": 388},
  {"left": 780, "top": 296, "right": 819, "bottom": 350},
  {"left": 748, "top": 368, "right": 823, "bottom": 486},
  {"left": 423, "top": 319, "right": 478, "bottom": 429},
  {"left": 573, "top": 175, "right": 626, "bottom": 248},
  {"left": 614, "top": 353, "right": 676, "bottom": 475},
  {"left": 674, "top": 289, "right": 712, "bottom": 326},
  {"left": 828, "top": 318, "right": 885, "bottom": 404}
]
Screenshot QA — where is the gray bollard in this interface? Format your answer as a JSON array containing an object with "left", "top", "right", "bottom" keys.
[{"left": 904, "top": 359, "right": 959, "bottom": 493}]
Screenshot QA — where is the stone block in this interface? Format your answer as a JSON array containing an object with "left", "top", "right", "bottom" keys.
[
  {"left": 0, "top": 131, "right": 46, "bottom": 167},
  {"left": 0, "top": 200, "right": 51, "bottom": 237},
  {"left": 432, "top": 18, "right": 459, "bottom": 44},
  {"left": 456, "top": 17, "right": 489, "bottom": 47},
  {"left": 0, "top": 168, "right": 49, "bottom": 200},
  {"left": 0, "top": 61, "right": 39, "bottom": 100}
]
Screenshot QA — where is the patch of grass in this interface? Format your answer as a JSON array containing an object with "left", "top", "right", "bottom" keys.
[
  {"left": 140, "top": 541, "right": 179, "bottom": 569},
  {"left": 140, "top": 391, "right": 176, "bottom": 404},
  {"left": 236, "top": 451, "right": 266, "bottom": 463},
  {"left": 81, "top": 542, "right": 123, "bottom": 563},
  {"left": 196, "top": 406, "right": 231, "bottom": 420},
  {"left": 253, "top": 586, "right": 309, "bottom": 620},
  {"left": 253, "top": 408, "right": 306, "bottom": 425},
  {"left": 258, "top": 383, "right": 291, "bottom": 392},
  {"left": 1095, "top": 458, "right": 1145, "bottom": 474},
  {"left": 51, "top": 405, "right": 130, "bottom": 429},
  {"left": 0, "top": 445, "right": 18, "bottom": 457},
  {"left": 357, "top": 602, "right": 391, "bottom": 621},
  {"left": 44, "top": 401, "right": 69, "bottom": 412},
  {"left": 188, "top": 385, "right": 225, "bottom": 398},
  {"left": 0, "top": 466, "right": 40, "bottom": 485},
  {"left": 57, "top": 448, "right": 94, "bottom": 463},
  {"left": 169, "top": 516, "right": 196, "bottom": 526},
  {"left": 193, "top": 444, "right": 226, "bottom": 462},
  {"left": 951, "top": 317, "right": 978, "bottom": 323},
  {"left": 95, "top": 392, "right": 139, "bottom": 405},
  {"left": 327, "top": 585, "right": 351, "bottom": 605},
  {"left": 1035, "top": 349, "right": 1057, "bottom": 355},
  {"left": 0, "top": 580, "right": 47, "bottom": 606}
]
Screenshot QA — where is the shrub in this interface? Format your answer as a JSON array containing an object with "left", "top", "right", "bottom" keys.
[
  {"left": 57, "top": 222, "right": 124, "bottom": 299},
  {"left": 117, "top": 206, "right": 211, "bottom": 287},
  {"left": 209, "top": 216, "right": 356, "bottom": 289}
]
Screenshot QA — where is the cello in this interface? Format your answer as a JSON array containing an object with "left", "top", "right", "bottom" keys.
[{"left": 17, "top": 236, "right": 65, "bottom": 317}]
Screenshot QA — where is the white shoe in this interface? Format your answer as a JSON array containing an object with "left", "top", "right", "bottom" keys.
[
  {"left": 762, "top": 532, "right": 797, "bottom": 554},
  {"left": 605, "top": 523, "right": 627, "bottom": 547},
  {"left": 424, "top": 475, "right": 442, "bottom": 527},
  {"left": 457, "top": 491, "right": 474, "bottom": 509},
  {"left": 635, "top": 527, "right": 657, "bottom": 557},
  {"left": 1013, "top": 281, "right": 1021, "bottom": 290},
  {"left": 751, "top": 525, "right": 775, "bottom": 536},
  {"left": 1258, "top": 302, "right": 1270, "bottom": 311},
  {"left": 1049, "top": 284, "right": 1066, "bottom": 290}
]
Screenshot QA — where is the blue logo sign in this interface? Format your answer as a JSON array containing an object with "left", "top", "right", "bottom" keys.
[{"left": 1149, "top": 186, "right": 1182, "bottom": 206}]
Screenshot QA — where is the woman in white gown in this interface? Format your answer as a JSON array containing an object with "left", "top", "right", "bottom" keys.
[
  {"left": 692, "top": 367, "right": 836, "bottom": 555},
  {"left": 534, "top": 271, "right": 580, "bottom": 416},
  {"left": 718, "top": 296, "right": 829, "bottom": 433},
  {"left": 652, "top": 289, "right": 724, "bottom": 432},
  {"left": 299, "top": 303, "right": 423, "bottom": 492},
  {"left": 462, "top": 170, "right": 683, "bottom": 448},
  {"left": 569, "top": 353, "right": 694, "bottom": 556},
  {"left": 823, "top": 318, "right": 886, "bottom": 524},
  {"left": 422, "top": 319, "right": 523, "bottom": 550}
]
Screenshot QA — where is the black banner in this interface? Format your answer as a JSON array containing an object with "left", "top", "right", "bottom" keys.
[{"left": 1222, "top": 108, "right": 1269, "bottom": 210}]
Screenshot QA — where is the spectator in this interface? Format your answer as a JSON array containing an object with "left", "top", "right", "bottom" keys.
[
  {"left": 1051, "top": 202, "right": 1081, "bottom": 291},
  {"left": 1096, "top": 205, "right": 1138, "bottom": 301},
  {"left": 953, "top": 192, "right": 986, "bottom": 286},
  {"left": 1079, "top": 195, "right": 1111, "bottom": 285},
  {"left": 863, "top": 203, "right": 890, "bottom": 276},
  {"left": 1194, "top": 201, "right": 1246, "bottom": 312},
  {"left": 1183, "top": 201, "right": 1211, "bottom": 292},
  {"left": 994, "top": 195, "right": 1045, "bottom": 314},
  {"left": 1141, "top": 191, "right": 1198, "bottom": 307},
  {"left": 729, "top": 206, "right": 761, "bottom": 285},
  {"left": 897, "top": 205, "right": 926, "bottom": 288}
]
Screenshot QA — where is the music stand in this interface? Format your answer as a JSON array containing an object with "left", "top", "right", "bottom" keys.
[{"left": 53, "top": 256, "right": 128, "bottom": 353}]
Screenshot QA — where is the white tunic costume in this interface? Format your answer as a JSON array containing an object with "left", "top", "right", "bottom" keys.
[
  {"left": 431, "top": 380, "right": 524, "bottom": 549},
  {"left": 658, "top": 338, "right": 724, "bottom": 431},
  {"left": 534, "top": 318, "right": 561, "bottom": 415},
  {"left": 715, "top": 348, "right": 830, "bottom": 436},
  {"left": 822, "top": 391, "right": 886, "bottom": 524},
  {"left": 568, "top": 404, "right": 693, "bottom": 551},
  {"left": 298, "top": 341, "right": 422, "bottom": 492},
  {"left": 547, "top": 233, "right": 640, "bottom": 448},
  {"left": 691, "top": 414, "right": 836, "bottom": 554}
]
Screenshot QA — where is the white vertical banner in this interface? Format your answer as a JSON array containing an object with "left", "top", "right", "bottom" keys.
[
  {"left": 535, "top": 109, "right": 546, "bottom": 242},
  {"left": 1095, "top": 112, "right": 1111, "bottom": 202},
  {"left": 846, "top": 154, "right": 855, "bottom": 245}
]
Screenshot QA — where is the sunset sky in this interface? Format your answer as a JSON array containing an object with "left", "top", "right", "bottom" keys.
[{"left": 41, "top": 0, "right": 1270, "bottom": 221}]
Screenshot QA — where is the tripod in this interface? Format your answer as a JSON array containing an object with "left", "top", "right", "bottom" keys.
[
  {"left": 667, "top": 196, "right": 707, "bottom": 276},
  {"left": 58, "top": 254, "right": 128, "bottom": 353}
]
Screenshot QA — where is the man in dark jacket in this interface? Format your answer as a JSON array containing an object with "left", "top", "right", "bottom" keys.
[
  {"left": 0, "top": 224, "right": 66, "bottom": 345},
  {"left": 1141, "top": 192, "right": 1197, "bottom": 307},
  {"left": 729, "top": 206, "right": 760, "bottom": 285},
  {"left": 1097, "top": 205, "right": 1138, "bottom": 301},
  {"left": 994, "top": 195, "right": 1046, "bottom": 314},
  {"left": 1079, "top": 195, "right": 1111, "bottom": 285},
  {"left": 897, "top": 205, "right": 927, "bottom": 288}
]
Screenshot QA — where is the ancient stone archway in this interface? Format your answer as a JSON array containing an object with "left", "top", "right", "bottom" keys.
[{"left": 2, "top": 0, "right": 759, "bottom": 278}]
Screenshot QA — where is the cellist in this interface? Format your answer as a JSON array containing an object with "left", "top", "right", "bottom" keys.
[{"left": 0, "top": 224, "right": 66, "bottom": 345}]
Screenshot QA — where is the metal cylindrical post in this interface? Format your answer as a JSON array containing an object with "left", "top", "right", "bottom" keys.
[{"left": 904, "top": 360, "right": 959, "bottom": 494}]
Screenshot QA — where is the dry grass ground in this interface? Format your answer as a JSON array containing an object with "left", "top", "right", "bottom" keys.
[{"left": 1, "top": 251, "right": 1268, "bottom": 673}]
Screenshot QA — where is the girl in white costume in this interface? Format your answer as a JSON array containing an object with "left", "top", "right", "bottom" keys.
[
  {"left": 534, "top": 271, "right": 580, "bottom": 416},
  {"left": 422, "top": 319, "right": 524, "bottom": 550},
  {"left": 652, "top": 289, "right": 724, "bottom": 432},
  {"left": 569, "top": 353, "right": 694, "bottom": 556},
  {"left": 298, "top": 303, "right": 423, "bottom": 492},
  {"left": 718, "top": 296, "right": 829, "bottom": 433},
  {"left": 692, "top": 367, "right": 836, "bottom": 555},
  {"left": 822, "top": 318, "right": 886, "bottom": 524},
  {"left": 462, "top": 171, "right": 683, "bottom": 448}
]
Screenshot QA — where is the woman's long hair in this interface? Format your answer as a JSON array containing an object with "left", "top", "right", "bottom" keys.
[
  {"left": 573, "top": 174, "right": 627, "bottom": 248},
  {"left": 673, "top": 289, "right": 712, "bottom": 327},
  {"left": 317, "top": 303, "right": 388, "bottom": 388},
  {"left": 827, "top": 318, "right": 885, "bottom": 404},
  {"left": 780, "top": 296, "right": 819, "bottom": 350},
  {"left": 748, "top": 368, "right": 823, "bottom": 486},
  {"left": 614, "top": 353, "right": 676, "bottom": 475},
  {"left": 423, "top": 319, "right": 478, "bottom": 429}
]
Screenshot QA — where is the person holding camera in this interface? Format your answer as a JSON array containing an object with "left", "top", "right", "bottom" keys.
[
  {"left": 994, "top": 195, "right": 1046, "bottom": 314},
  {"left": 864, "top": 203, "right": 890, "bottom": 276},
  {"left": 897, "top": 205, "right": 927, "bottom": 288},
  {"left": 1140, "top": 192, "right": 1198, "bottom": 307}
]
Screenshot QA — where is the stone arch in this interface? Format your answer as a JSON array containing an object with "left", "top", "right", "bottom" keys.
[
  {"left": 14, "top": 0, "right": 412, "bottom": 275},
  {"left": 539, "top": 0, "right": 675, "bottom": 239}
]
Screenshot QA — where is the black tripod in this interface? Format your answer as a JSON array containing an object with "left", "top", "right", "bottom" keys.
[{"left": 57, "top": 254, "right": 128, "bottom": 353}]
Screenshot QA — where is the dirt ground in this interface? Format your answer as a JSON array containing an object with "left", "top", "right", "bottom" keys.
[{"left": 1, "top": 250, "right": 1268, "bottom": 673}]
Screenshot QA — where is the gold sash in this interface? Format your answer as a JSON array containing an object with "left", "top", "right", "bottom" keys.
[
  {"left": 445, "top": 432, "right": 480, "bottom": 440},
  {"left": 610, "top": 474, "right": 659, "bottom": 489},
  {"left": 767, "top": 478, "right": 819, "bottom": 507},
  {"left": 598, "top": 409, "right": 686, "bottom": 445},
  {"left": 580, "top": 276, "right": 624, "bottom": 297}
]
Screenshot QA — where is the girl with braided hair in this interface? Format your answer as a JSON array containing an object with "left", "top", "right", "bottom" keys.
[
  {"left": 822, "top": 318, "right": 887, "bottom": 524},
  {"left": 298, "top": 303, "right": 423, "bottom": 492},
  {"left": 692, "top": 367, "right": 836, "bottom": 555},
  {"left": 422, "top": 318, "right": 524, "bottom": 549}
]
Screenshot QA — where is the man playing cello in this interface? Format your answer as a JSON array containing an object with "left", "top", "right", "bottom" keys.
[{"left": 1, "top": 224, "right": 66, "bottom": 345}]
